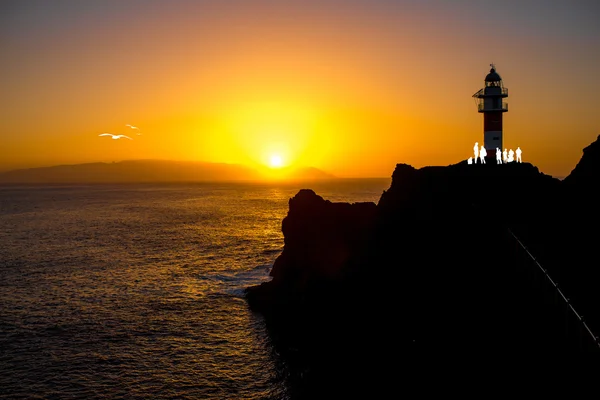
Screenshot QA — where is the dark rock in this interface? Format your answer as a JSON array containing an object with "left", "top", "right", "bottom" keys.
[
  {"left": 563, "top": 134, "right": 600, "bottom": 191},
  {"left": 246, "top": 189, "right": 377, "bottom": 314},
  {"left": 245, "top": 135, "right": 600, "bottom": 387}
]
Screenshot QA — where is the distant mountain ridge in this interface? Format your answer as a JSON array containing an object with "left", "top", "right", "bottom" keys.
[
  {"left": 271, "top": 166, "right": 336, "bottom": 180},
  {"left": 0, "top": 160, "right": 336, "bottom": 183}
]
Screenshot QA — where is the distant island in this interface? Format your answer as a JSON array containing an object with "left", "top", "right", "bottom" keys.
[{"left": 0, "top": 160, "right": 335, "bottom": 183}]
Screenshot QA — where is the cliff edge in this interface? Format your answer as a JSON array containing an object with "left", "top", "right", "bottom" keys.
[{"left": 244, "top": 135, "right": 600, "bottom": 387}]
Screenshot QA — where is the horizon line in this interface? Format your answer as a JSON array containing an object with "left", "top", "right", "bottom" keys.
[{"left": 0, "top": 158, "right": 568, "bottom": 180}]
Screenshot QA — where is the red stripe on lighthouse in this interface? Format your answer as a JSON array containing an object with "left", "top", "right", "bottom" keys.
[{"left": 484, "top": 112, "right": 503, "bottom": 131}]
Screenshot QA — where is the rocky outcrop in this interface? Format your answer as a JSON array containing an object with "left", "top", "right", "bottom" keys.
[
  {"left": 245, "top": 135, "right": 600, "bottom": 383},
  {"left": 245, "top": 189, "right": 377, "bottom": 313},
  {"left": 271, "top": 189, "right": 376, "bottom": 285},
  {"left": 378, "top": 160, "right": 559, "bottom": 224},
  {"left": 563, "top": 134, "right": 600, "bottom": 191},
  {"left": 541, "top": 135, "right": 600, "bottom": 330}
]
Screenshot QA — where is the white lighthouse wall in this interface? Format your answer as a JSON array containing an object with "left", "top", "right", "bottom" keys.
[{"left": 484, "top": 131, "right": 502, "bottom": 152}]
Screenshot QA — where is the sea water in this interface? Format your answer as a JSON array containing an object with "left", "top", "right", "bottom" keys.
[{"left": 0, "top": 179, "right": 389, "bottom": 399}]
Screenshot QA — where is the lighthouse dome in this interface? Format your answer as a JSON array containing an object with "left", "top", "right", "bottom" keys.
[{"left": 485, "top": 67, "right": 502, "bottom": 82}]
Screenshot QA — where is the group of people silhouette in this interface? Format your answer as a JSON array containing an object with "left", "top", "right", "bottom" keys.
[{"left": 468, "top": 142, "right": 521, "bottom": 165}]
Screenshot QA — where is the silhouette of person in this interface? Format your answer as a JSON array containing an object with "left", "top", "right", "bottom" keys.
[
  {"left": 479, "top": 145, "right": 487, "bottom": 164},
  {"left": 473, "top": 142, "right": 479, "bottom": 163},
  {"left": 516, "top": 147, "right": 522, "bottom": 163},
  {"left": 508, "top": 149, "right": 514, "bottom": 162},
  {"left": 468, "top": 157, "right": 473, "bottom": 165},
  {"left": 503, "top": 148, "right": 508, "bottom": 163},
  {"left": 496, "top": 148, "right": 502, "bottom": 164}
]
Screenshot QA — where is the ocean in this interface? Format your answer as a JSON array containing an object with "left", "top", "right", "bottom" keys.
[{"left": 0, "top": 179, "right": 390, "bottom": 399}]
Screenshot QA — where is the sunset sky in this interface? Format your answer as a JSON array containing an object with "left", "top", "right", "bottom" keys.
[{"left": 1, "top": 0, "right": 599, "bottom": 178}]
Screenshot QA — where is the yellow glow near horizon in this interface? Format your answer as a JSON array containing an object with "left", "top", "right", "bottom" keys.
[
  {"left": 208, "top": 99, "right": 320, "bottom": 170},
  {"left": 269, "top": 154, "right": 283, "bottom": 168},
  {"left": 1, "top": 2, "right": 599, "bottom": 178}
]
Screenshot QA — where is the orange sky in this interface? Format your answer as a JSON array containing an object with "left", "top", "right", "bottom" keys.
[{"left": 1, "top": 0, "right": 599, "bottom": 178}]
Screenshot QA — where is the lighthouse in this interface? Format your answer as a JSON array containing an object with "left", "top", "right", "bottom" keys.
[{"left": 473, "top": 64, "right": 508, "bottom": 159}]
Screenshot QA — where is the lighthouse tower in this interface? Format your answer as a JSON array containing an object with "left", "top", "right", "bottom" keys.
[{"left": 473, "top": 64, "right": 508, "bottom": 159}]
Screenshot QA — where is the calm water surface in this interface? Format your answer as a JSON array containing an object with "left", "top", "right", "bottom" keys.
[{"left": 0, "top": 179, "right": 389, "bottom": 399}]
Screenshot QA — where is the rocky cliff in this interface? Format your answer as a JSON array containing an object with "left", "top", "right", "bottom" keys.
[
  {"left": 246, "top": 189, "right": 377, "bottom": 314},
  {"left": 563, "top": 134, "right": 600, "bottom": 191},
  {"left": 246, "top": 159, "right": 562, "bottom": 313},
  {"left": 245, "top": 135, "right": 600, "bottom": 388}
]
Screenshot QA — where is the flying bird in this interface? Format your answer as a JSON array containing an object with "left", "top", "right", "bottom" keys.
[
  {"left": 99, "top": 133, "right": 133, "bottom": 140},
  {"left": 126, "top": 124, "right": 142, "bottom": 135}
]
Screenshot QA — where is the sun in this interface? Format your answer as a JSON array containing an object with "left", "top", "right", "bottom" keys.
[{"left": 269, "top": 154, "right": 283, "bottom": 168}]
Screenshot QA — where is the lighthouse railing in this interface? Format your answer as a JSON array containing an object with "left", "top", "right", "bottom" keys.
[
  {"left": 472, "top": 88, "right": 485, "bottom": 98},
  {"left": 477, "top": 102, "right": 508, "bottom": 112},
  {"left": 507, "top": 227, "right": 600, "bottom": 352},
  {"left": 472, "top": 87, "right": 508, "bottom": 97}
]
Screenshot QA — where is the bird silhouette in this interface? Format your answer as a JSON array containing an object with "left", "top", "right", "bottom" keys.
[
  {"left": 99, "top": 133, "right": 133, "bottom": 140},
  {"left": 126, "top": 124, "right": 142, "bottom": 135}
]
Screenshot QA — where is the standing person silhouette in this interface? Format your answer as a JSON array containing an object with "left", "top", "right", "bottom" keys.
[
  {"left": 503, "top": 148, "right": 508, "bottom": 163},
  {"left": 468, "top": 157, "right": 473, "bottom": 165},
  {"left": 496, "top": 148, "right": 502, "bottom": 164},
  {"left": 473, "top": 142, "right": 479, "bottom": 164},
  {"left": 516, "top": 147, "right": 522, "bottom": 163},
  {"left": 479, "top": 145, "right": 487, "bottom": 164}
]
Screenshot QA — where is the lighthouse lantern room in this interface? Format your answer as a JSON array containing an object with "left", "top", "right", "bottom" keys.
[{"left": 473, "top": 64, "right": 508, "bottom": 156}]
